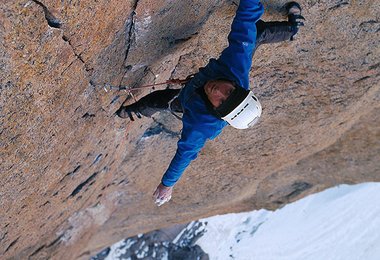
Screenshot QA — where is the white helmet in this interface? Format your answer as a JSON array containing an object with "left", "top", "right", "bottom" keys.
[{"left": 215, "top": 88, "right": 262, "bottom": 129}]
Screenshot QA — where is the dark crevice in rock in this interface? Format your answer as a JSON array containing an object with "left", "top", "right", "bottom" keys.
[
  {"left": 285, "top": 182, "right": 313, "bottom": 200},
  {"left": 168, "top": 50, "right": 194, "bottom": 80},
  {"left": 10, "top": 134, "right": 22, "bottom": 142},
  {"left": 359, "top": 20, "right": 380, "bottom": 33},
  {"left": 328, "top": 1, "right": 349, "bottom": 11},
  {"left": 89, "top": 79, "right": 96, "bottom": 87},
  {"left": 169, "top": 57, "right": 182, "bottom": 80},
  {"left": 78, "top": 251, "right": 91, "bottom": 258},
  {"left": 101, "top": 181, "right": 117, "bottom": 191},
  {"left": 354, "top": 76, "right": 371, "bottom": 84},
  {"left": 30, "top": 245, "right": 46, "bottom": 257},
  {"left": 369, "top": 62, "right": 380, "bottom": 70},
  {"left": 61, "top": 58, "right": 77, "bottom": 76},
  {"left": 74, "top": 106, "right": 82, "bottom": 113},
  {"left": 142, "top": 121, "right": 180, "bottom": 139},
  {"left": 4, "top": 236, "right": 20, "bottom": 253},
  {"left": 29, "top": 234, "right": 63, "bottom": 258},
  {"left": 76, "top": 52, "right": 86, "bottom": 66},
  {"left": 172, "top": 32, "right": 198, "bottom": 44},
  {"left": 0, "top": 231, "right": 8, "bottom": 242},
  {"left": 125, "top": 65, "right": 133, "bottom": 71},
  {"left": 39, "top": 201, "right": 50, "bottom": 208},
  {"left": 118, "top": 0, "right": 140, "bottom": 86},
  {"left": 46, "top": 234, "right": 64, "bottom": 248},
  {"left": 118, "top": 179, "right": 129, "bottom": 185},
  {"left": 62, "top": 33, "right": 93, "bottom": 73},
  {"left": 82, "top": 112, "right": 95, "bottom": 118},
  {"left": 69, "top": 172, "right": 99, "bottom": 198},
  {"left": 272, "top": 182, "right": 313, "bottom": 205},
  {"left": 32, "top": 0, "right": 62, "bottom": 28},
  {"left": 92, "top": 154, "right": 103, "bottom": 165},
  {"left": 110, "top": 95, "right": 120, "bottom": 104},
  {"left": 60, "top": 165, "right": 81, "bottom": 183}
]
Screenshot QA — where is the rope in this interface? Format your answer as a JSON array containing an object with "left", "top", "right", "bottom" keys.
[
  {"left": 102, "top": 75, "right": 194, "bottom": 93},
  {"left": 102, "top": 74, "right": 195, "bottom": 110}
]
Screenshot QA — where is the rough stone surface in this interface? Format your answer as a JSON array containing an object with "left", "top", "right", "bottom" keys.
[
  {"left": 91, "top": 222, "right": 208, "bottom": 259},
  {"left": 0, "top": 0, "right": 379, "bottom": 259}
]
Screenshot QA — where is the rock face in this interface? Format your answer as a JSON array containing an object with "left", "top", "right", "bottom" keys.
[
  {"left": 0, "top": 0, "right": 379, "bottom": 259},
  {"left": 92, "top": 222, "right": 208, "bottom": 259}
]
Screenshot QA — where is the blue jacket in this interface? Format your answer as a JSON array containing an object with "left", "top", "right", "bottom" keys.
[{"left": 161, "top": 0, "right": 264, "bottom": 187}]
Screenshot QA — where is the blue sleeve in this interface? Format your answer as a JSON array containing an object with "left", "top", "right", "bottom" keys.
[
  {"left": 218, "top": 0, "right": 264, "bottom": 89},
  {"left": 161, "top": 117, "right": 208, "bottom": 187}
]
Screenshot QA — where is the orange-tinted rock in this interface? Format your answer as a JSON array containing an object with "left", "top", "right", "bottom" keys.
[{"left": 1, "top": 0, "right": 379, "bottom": 259}]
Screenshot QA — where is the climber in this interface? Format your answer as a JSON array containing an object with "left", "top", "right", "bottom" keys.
[{"left": 116, "top": 1, "right": 305, "bottom": 206}]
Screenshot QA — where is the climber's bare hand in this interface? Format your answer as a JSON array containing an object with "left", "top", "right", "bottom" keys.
[{"left": 153, "top": 183, "right": 173, "bottom": 206}]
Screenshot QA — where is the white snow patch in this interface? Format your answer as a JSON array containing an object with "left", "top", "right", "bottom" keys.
[
  {"left": 196, "top": 183, "right": 380, "bottom": 260},
  {"left": 104, "top": 239, "right": 129, "bottom": 260}
]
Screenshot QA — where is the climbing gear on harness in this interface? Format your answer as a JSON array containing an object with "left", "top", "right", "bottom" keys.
[{"left": 218, "top": 89, "right": 262, "bottom": 129}]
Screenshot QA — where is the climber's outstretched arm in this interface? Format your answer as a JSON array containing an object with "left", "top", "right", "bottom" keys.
[
  {"left": 217, "top": 0, "right": 264, "bottom": 89},
  {"left": 152, "top": 0, "right": 265, "bottom": 207}
]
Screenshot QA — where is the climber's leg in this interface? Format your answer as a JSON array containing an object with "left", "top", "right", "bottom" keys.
[
  {"left": 115, "top": 89, "right": 181, "bottom": 121},
  {"left": 255, "top": 2, "right": 305, "bottom": 48}
]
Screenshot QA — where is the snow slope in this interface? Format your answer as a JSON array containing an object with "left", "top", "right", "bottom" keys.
[
  {"left": 97, "top": 183, "right": 380, "bottom": 259},
  {"left": 196, "top": 183, "right": 380, "bottom": 260}
]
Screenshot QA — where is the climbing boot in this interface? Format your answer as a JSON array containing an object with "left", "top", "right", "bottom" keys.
[
  {"left": 115, "top": 104, "right": 142, "bottom": 121},
  {"left": 285, "top": 1, "right": 305, "bottom": 40},
  {"left": 286, "top": 2, "right": 305, "bottom": 27}
]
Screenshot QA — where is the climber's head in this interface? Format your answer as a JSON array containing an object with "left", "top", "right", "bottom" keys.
[
  {"left": 204, "top": 79, "right": 262, "bottom": 129},
  {"left": 204, "top": 80, "right": 236, "bottom": 108}
]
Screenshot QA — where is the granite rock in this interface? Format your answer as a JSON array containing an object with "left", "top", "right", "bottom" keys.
[{"left": 1, "top": 0, "right": 379, "bottom": 259}]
